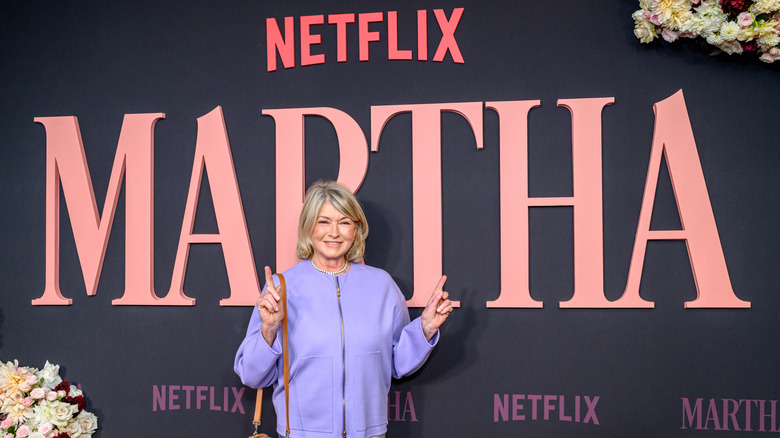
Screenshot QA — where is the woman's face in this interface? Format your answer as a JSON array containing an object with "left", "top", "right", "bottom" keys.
[{"left": 310, "top": 201, "right": 356, "bottom": 267}]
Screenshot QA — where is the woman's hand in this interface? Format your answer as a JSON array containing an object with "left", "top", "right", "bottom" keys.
[
  {"left": 421, "top": 275, "right": 453, "bottom": 341},
  {"left": 256, "top": 266, "right": 284, "bottom": 347}
]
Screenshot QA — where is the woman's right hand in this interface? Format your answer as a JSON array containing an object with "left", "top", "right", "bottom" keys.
[{"left": 257, "top": 266, "right": 284, "bottom": 347}]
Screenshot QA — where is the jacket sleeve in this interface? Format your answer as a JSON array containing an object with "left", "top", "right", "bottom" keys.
[
  {"left": 234, "top": 296, "right": 282, "bottom": 389},
  {"left": 390, "top": 283, "right": 439, "bottom": 379}
]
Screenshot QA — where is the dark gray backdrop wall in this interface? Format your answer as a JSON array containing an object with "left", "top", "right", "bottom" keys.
[{"left": 1, "top": 1, "right": 779, "bottom": 437}]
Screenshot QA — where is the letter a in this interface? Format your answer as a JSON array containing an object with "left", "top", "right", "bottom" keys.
[
  {"left": 622, "top": 90, "right": 749, "bottom": 308},
  {"left": 168, "top": 106, "right": 261, "bottom": 306}
]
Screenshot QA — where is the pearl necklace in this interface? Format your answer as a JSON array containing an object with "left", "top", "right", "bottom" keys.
[{"left": 310, "top": 259, "right": 349, "bottom": 275}]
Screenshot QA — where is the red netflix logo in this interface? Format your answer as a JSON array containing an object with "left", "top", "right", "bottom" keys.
[{"left": 266, "top": 8, "right": 465, "bottom": 71}]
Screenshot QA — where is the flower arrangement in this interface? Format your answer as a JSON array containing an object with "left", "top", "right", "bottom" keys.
[
  {"left": 633, "top": 0, "right": 780, "bottom": 63},
  {"left": 0, "top": 360, "right": 97, "bottom": 438}
]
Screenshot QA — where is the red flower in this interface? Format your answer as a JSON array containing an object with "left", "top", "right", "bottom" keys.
[
  {"left": 63, "top": 395, "right": 86, "bottom": 413},
  {"left": 719, "top": 0, "right": 754, "bottom": 15},
  {"left": 54, "top": 380, "right": 69, "bottom": 392}
]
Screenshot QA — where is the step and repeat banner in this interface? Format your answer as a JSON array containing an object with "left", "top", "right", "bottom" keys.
[{"left": 1, "top": 1, "right": 779, "bottom": 436}]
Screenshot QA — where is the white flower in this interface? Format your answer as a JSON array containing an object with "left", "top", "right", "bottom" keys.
[
  {"left": 61, "top": 419, "right": 82, "bottom": 438},
  {"left": 32, "top": 400, "right": 57, "bottom": 426},
  {"left": 653, "top": 0, "right": 692, "bottom": 29},
  {"left": 668, "top": 10, "right": 694, "bottom": 30},
  {"left": 752, "top": 0, "right": 780, "bottom": 15},
  {"left": 706, "top": 16, "right": 725, "bottom": 33},
  {"left": 36, "top": 362, "right": 61, "bottom": 390},
  {"left": 717, "top": 39, "right": 744, "bottom": 54},
  {"left": 680, "top": 15, "right": 707, "bottom": 35},
  {"left": 76, "top": 411, "right": 98, "bottom": 437},
  {"left": 738, "top": 26, "right": 758, "bottom": 41},
  {"left": 635, "top": 19, "right": 658, "bottom": 43},
  {"left": 758, "top": 30, "right": 780, "bottom": 47},
  {"left": 51, "top": 402, "right": 78, "bottom": 427},
  {"left": 696, "top": 3, "right": 728, "bottom": 27},
  {"left": 68, "top": 386, "right": 83, "bottom": 398},
  {"left": 754, "top": 20, "right": 780, "bottom": 48},
  {"left": 706, "top": 31, "right": 726, "bottom": 45},
  {"left": 720, "top": 21, "right": 741, "bottom": 40}
]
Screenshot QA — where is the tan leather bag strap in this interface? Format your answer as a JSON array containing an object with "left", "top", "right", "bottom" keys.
[
  {"left": 250, "top": 272, "right": 289, "bottom": 437},
  {"left": 252, "top": 388, "right": 263, "bottom": 424},
  {"left": 278, "top": 273, "right": 290, "bottom": 437}
]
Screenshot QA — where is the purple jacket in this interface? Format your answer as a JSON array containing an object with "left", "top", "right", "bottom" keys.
[{"left": 234, "top": 260, "right": 438, "bottom": 438}]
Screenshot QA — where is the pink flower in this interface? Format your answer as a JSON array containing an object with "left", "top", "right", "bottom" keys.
[
  {"left": 22, "top": 396, "right": 34, "bottom": 407},
  {"left": 45, "top": 390, "right": 58, "bottom": 401},
  {"left": 4, "top": 434, "right": 13, "bottom": 438},
  {"left": 737, "top": 12, "right": 754, "bottom": 27},
  {"left": 760, "top": 52, "right": 776, "bottom": 62},
  {"left": 16, "top": 425, "right": 30, "bottom": 437},
  {"left": 650, "top": 14, "right": 661, "bottom": 25},
  {"left": 39, "top": 423, "right": 54, "bottom": 435},
  {"left": 0, "top": 418, "right": 12, "bottom": 429},
  {"left": 662, "top": 28, "right": 680, "bottom": 42},
  {"left": 30, "top": 387, "right": 45, "bottom": 399}
]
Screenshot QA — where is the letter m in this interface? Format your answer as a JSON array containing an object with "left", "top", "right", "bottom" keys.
[
  {"left": 681, "top": 397, "right": 704, "bottom": 430},
  {"left": 34, "top": 114, "right": 164, "bottom": 305}
]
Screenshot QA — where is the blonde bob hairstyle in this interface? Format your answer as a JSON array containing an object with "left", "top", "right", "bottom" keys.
[{"left": 296, "top": 181, "right": 369, "bottom": 262}]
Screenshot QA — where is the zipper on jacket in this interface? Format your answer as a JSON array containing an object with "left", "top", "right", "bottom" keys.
[{"left": 335, "top": 276, "right": 347, "bottom": 438}]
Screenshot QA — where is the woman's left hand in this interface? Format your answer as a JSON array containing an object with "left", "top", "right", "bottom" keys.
[{"left": 421, "top": 275, "right": 453, "bottom": 341}]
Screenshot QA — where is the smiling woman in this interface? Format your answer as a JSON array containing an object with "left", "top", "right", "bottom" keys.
[
  {"left": 295, "top": 181, "right": 368, "bottom": 272},
  {"left": 308, "top": 202, "right": 357, "bottom": 271},
  {"left": 234, "top": 180, "right": 453, "bottom": 438}
]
